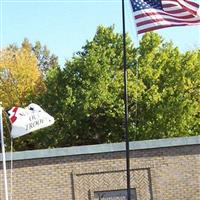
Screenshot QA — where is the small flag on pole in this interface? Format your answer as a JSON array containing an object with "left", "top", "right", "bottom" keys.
[
  {"left": 8, "top": 103, "right": 54, "bottom": 138},
  {"left": 130, "top": 0, "right": 200, "bottom": 34}
]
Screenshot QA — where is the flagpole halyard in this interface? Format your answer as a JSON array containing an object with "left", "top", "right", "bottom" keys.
[
  {"left": 0, "top": 103, "right": 9, "bottom": 200},
  {"left": 122, "top": 0, "right": 131, "bottom": 199}
]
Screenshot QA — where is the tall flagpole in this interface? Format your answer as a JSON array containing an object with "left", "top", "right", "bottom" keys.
[
  {"left": 122, "top": 0, "right": 131, "bottom": 200},
  {"left": 0, "top": 103, "right": 9, "bottom": 200}
]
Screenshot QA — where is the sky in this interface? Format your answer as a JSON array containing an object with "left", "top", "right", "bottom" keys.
[{"left": 1, "top": 0, "right": 200, "bottom": 67}]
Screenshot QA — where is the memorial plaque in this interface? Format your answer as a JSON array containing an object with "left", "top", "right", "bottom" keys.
[{"left": 94, "top": 189, "right": 136, "bottom": 200}]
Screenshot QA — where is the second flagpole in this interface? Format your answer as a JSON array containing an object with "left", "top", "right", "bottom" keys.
[
  {"left": 0, "top": 103, "right": 9, "bottom": 200},
  {"left": 122, "top": 0, "right": 131, "bottom": 199}
]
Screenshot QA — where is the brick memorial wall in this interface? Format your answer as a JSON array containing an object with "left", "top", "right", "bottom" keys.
[{"left": 0, "top": 136, "right": 199, "bottom": 200}]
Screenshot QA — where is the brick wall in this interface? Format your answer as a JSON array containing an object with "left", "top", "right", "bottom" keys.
[{"left": 0, "top": 136, "right": 200, "bottom": 200}]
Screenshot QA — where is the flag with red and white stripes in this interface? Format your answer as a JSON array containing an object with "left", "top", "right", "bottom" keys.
[{"left": 130, "top": 0, "right": 200, "bottom": 34}]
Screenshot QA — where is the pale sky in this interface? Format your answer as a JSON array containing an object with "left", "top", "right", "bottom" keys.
[{"left": 1, "top": 0, "right": 200, "bottom": 66}]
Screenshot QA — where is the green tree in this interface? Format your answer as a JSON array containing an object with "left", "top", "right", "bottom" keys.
[
  {"left": 135, "top": 33, "right": 200, "bottom": 139},
  {"left": 11, "top": 66, "right": 65, "bottom": 150},
  {"left": 21, "top": 38, "right": 59, "bottom": 75},
  {"left": 32, "top": 41, "right": 59, "bottom": 75},
  {"left": 11, "top": 26, "right": 200, "bottom": 150}
]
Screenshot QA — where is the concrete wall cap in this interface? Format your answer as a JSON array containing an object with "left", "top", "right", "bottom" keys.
[{"left": 0, "top": 135, "right": 199, "bottom": 161}]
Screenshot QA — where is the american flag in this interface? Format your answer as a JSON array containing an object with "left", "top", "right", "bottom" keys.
[{"left": 130, "top": 0, "right": 200, "bottom": 34}]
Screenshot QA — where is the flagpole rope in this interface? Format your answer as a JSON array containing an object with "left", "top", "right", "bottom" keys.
[
  {"left": 10, "top": 138, "right": 13, "bottom": 200},
  {"left": 135, "top": 41, "right": 139, "bottom": 140},
  {"left": 126, "top": 0, "right": 140, "bottom": 140},
  {"left": 134, "top": 28, "right": 140, "bottom": 141}
]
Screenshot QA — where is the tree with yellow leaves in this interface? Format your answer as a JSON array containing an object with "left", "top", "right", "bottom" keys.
[{"left": 0, "top": 43, "right": 45, "bottom": 109}]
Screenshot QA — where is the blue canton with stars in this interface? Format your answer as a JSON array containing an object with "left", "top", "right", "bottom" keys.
[{"left": 130, "top": 0, "right": 163, "bottom": 12}]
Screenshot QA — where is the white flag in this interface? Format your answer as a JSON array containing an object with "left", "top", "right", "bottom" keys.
[{"left": 8, "top": 103, "right": 55, "bottom": 138}]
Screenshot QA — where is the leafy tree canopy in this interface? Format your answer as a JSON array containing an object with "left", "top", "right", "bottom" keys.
[
  {"left": 17, "top": 25, "right": 199, "bottom": 151},
  {"left": 0, "top": 42, "right": 45, "bottom": 108},
  {"left": 2, "top": 26, "right": 199, "bottom": 150}
]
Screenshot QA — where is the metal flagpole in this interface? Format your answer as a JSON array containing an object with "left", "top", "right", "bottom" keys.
[
  {"left": 0, "top": 103, "right": 9, "bottom": 200},
  {"left": 122, "top": 0, "right": 131, "bottom": 200}
]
